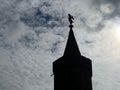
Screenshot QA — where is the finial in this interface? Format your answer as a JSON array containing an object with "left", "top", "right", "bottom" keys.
[{"left": 68, "top": 14, "right": 74, "bottom": 29}]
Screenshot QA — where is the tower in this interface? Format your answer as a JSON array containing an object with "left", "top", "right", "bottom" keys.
[{"left": 53, "top": 14, "right": 93, "bottom": 90}]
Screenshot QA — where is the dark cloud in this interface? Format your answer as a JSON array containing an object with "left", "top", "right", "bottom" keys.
[
  {"left": 20, "top": 7, "right": 66, "bottom": 28},
  {"left": 93, "top": 0, "right": 120, "bottom": 16},
  {"left": 85, "top": 40, "right": 94, "bottom": 44},
  {"left": 93, "top": 0, "right": 120, "bottom": 5},
  {"left": 50, "top": 41, "right": 61, "bottom": 53},
  {"left": 18, "top": 31, "right": 38, "bottom": 49},
  {"left": 88, "top": 0, "right": 120, "bottom": 32},
  {"left": 78, "top": 15, "right": 104, "bottom": 32}
]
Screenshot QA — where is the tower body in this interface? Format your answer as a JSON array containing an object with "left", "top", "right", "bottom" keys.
[{"left": 53, "top": 28, "right": 92, "bottom": 90}]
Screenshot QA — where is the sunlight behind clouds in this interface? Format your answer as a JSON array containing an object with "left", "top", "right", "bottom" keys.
[
  {"left": 114, "top": 25, "right": 120, "bottom": 41},
  {"left": 104, "top": 17, "right": 120, "bottom": 44}
]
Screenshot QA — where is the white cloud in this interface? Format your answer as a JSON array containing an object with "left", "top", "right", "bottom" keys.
[
  {"left": 100, "top": 3, "right": 115, "bottom": 14},
  {"left": 1, "top": 0, "right": 120, "bottom": 90}
]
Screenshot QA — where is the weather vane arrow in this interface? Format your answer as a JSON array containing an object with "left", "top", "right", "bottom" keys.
[{"left": 68, "top": 14, "right": 74, "bottom": 29}]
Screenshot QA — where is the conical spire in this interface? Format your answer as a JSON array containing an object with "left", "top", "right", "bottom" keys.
[
  {"left": 64, "top": 14, "right": 81, "bottom": 57},
  {"left": 64, "top": 27, "right": 81, "bottom": 56}
]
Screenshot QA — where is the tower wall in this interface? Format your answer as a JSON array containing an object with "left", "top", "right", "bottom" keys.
[{"left": 53, "top": 56, "right": 92, "bottom": 90}]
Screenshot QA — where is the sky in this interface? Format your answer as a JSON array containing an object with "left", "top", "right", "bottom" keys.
[{"left": 1, "top": 0, "right": 120, "bottom": 90}]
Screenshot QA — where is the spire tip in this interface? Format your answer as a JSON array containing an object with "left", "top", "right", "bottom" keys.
[{"left": 68, "top": 14, "right": 74, "bottom": 29}]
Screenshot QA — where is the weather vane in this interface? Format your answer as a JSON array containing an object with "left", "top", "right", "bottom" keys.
[{"left": 68, "top": 14, "right": 74, "bottom": 29}]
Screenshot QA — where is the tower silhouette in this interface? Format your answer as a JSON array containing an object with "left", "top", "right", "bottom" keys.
[{"left": 53, "top": 14, "right": 93, "bottom": 90}]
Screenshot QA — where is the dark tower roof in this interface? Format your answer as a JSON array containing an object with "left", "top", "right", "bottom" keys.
[{"left": 64, "top": 28, "right": 81, "bottom": 57}]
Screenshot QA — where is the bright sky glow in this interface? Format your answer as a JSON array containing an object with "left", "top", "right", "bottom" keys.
[{"left": 115, "top": 25, "right": 120, "bottom": 39}]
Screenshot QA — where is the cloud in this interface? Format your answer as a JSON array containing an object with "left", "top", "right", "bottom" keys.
[
  {"left": 1, "top": 0, "right": 120, "bottom": 90},
  {"left": 94, "top": 0, "right": 120, "bottom": 5},
  {"left": 100, "top": 3, "right": 115, "bottom": 14}
]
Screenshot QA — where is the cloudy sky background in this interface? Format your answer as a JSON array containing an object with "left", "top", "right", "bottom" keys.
[{"left": 1, "top": 0, "right": 120, "bottom": 90}]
